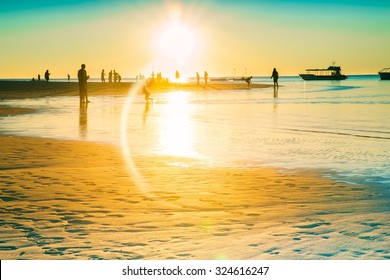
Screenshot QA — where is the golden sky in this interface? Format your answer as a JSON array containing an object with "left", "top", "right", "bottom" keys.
[{"left": 1, "top": 0, "right": 389, "bottom": 79}]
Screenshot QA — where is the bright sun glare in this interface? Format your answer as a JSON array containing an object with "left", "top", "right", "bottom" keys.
[
  {"left": 159, "top": 91, "right": 198, "bottom": 157},
  {"left": 158, "top": 21, "right": 195, "bottom": 64}
]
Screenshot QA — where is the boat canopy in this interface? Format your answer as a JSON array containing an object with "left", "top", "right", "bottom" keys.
[{"left": 305, "top": 66, "right": 341, "bottom": 71}]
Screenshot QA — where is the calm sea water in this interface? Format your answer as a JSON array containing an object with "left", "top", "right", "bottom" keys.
[{"left": 1, "top": 75, "right": 389, "bottom": 191}]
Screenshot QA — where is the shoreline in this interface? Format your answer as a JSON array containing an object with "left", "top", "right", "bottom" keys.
[{"left": 0, "top": 80, "right": 273, "bottom": 100}]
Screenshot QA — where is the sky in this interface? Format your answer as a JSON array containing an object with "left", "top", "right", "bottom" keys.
[{"left": 0, "top": 0, "right": 389, "bottom": 79}]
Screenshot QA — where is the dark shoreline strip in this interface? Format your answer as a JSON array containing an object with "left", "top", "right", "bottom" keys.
[{"left": 281, "top": 127, "right": 390, "bottom": 140}]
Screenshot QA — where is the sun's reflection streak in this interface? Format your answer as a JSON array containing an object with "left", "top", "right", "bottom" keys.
[
  {"left": 120, "top": 84, "right": 201, "bottom": 208},
  {"left": 159, "top": 91, "right": 198, "bottom": 158}
]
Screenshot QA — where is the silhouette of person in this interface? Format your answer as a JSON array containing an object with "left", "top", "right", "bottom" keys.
[
  {"left": 175, "top": 70, "right": 180, "bottom": 81},
  {"left": 78, "top": 64, "right": 89, "bottom": 103},
  {"left": 67, "top": 74, "right": 70, "bottom": 82},
  {"left": 108, "top": 70, "right": 113, "bottom": 83},
  {"left": 113, "top": 70, "right": 118, "bottom": 83},
  {"left": 245, "top": 76, "right": 253, "bottom": 87},
  {"left": 44, "top": 70, "right": 50, "bottom": 83},
  {"left": 143, "top": 85, "right": 151, "bottom": 103},
  {"left": 38, "top": 74, "right": 41, "bottom": 81},
  {"left": 101, "top": 69, "right": 105, "bottom": 83},
  {"left": 204, "top": 71, "right": 208, "bottom": 85},
  {"left": 196, "top": 72, "right": 200, "bottom": 85},
  {"left": 271, "top": 68, "right": 279, "bottom": 88}
]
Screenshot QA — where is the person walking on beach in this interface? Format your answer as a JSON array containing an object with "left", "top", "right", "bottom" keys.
[
  {"left": 44, "top": 70, "right": 50, "bottom": 83},
  {"left": 101, "top": 69, "right": 105, "bottom": 83},
  {"left": 38, "top": 74, "right": 41, "bottom": 81},
  {"left": 67, "top": 74, "right": 70, "bottom": 82},
  {"left": 271, "top": 68, "right": 279, "bottom": 88},
  {"left": 143, "top": 85, "right": 151, "bottom": 103},
  {"left": 78, "top": 64, "right": 89, "bottom": 104},
  {"left": 245, "top": 76, "right": 253, "bottom": 87},
  {"left": 196, "top": 72, "right": 200, "bottom": 85},
  {"left": 204, "top": 71, "right": 208, "bottom": 85}
]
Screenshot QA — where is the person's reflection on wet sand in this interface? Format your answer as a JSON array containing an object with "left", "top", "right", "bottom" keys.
[
  {"left": 79, "top": 103, "right": 88, "bottom": 138},
  {"left": 143, "top": 101, "right": 150, "bottom": 126}
]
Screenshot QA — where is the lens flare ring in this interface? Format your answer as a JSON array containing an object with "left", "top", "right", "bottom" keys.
[{"left": 120, "top": 80, "right": 155, "bottom": 198}]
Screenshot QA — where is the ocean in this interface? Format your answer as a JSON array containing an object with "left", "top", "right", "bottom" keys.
[{"left": 1, "top": 75, "right": 389, "bottom": 192}]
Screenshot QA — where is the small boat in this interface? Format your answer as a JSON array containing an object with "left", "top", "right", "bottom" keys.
[
  {"left": 378, "top": 68, "right": 390, "bottom": 80},
  {"left": 210, "top": 77, "right": 231, "bottom": 82},
  {"left": 232, "top": 76, "right": 254, "bottom": 82},
  {"left": 299, "top": 66, "right": 347, "bottom": 80}
]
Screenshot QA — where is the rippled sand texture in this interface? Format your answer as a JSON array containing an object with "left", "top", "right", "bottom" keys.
[{"left": 1, "top": 135, "right": 389, "bottom": 259}]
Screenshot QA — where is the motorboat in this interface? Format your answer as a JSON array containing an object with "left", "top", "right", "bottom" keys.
[{"left": 299, "top": 66, "right": 347, "bottom": 80}]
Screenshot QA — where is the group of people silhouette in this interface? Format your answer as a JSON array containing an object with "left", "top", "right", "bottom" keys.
[
  {"left": 101, "top": 69, "right": 121, "bottom": 83},
  {"left": 149, "top": 71, "right": 168, "bottom": 84},
  {"left": 142, "top": 70, "right": 210, "bottom": 86},
  {"left": 74, "top": 64, "right": 279, "bottom": 104},
  {"left": 32, "top": 70, "right": 50, "bottom": 82},
  {"left": 195, "top": 71, "right": 209, "bottom": 85},
  {"left": 136, "top": 74, "right": 146, "bottom": 82}
]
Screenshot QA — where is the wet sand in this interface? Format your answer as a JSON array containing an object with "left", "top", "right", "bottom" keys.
[
  {"left": 1, "top": 134, "right": 389, "bottom": 259},
  {"left": 0, "top": 105, "right": 37, "bottom": 116},
  {"left": 0, "top": 82, "right": 389, "bottom": 260}
]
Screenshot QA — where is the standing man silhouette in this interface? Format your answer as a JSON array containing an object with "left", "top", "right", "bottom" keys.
[
  {"left": 101, "top": 69, "right": 105, "bottom": 83},
  {"left": 204, "top": 71, "right": 208, "bottom": 85},
  {"left": 44, "top": 70, "right": 50, "bottom": 83},
  {"left": 78, "top": 64, "right": 89, "bottom": 104}
]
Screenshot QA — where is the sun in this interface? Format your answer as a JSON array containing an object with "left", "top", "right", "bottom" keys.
[{"left": 157, "top": 21, "right": 196, "bottom": 64}]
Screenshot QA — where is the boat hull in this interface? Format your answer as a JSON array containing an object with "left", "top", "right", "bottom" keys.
[
  {"left": 299, "top": 74, "right": 347, "bottom": 81},
  {"left": 379, "top": 72, "right": 390, "bottom": 80}
]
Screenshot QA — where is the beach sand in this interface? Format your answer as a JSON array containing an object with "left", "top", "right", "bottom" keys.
[
  {"left": 1, "top": 134, "right": 389, "bottom": 260},
  {"left": 0, "top": 82, "right": 389, "bottom": 260}
]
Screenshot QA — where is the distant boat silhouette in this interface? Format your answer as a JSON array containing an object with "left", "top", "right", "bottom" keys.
[
  {"left": 232, "top": 76, "right": 250, "bottom": 81},
  {"left": 299, "top": 66, "right": 347, "bottom": 80},
  {"left": 209, "top": 77, "right": 232, "bottom": 82},
  {"left": 378, "top": 68, "right": 390, "bottom": 80}
]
